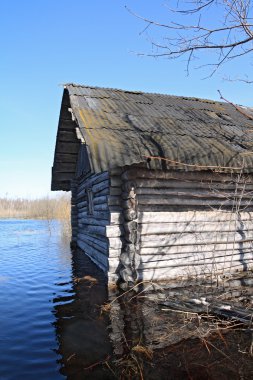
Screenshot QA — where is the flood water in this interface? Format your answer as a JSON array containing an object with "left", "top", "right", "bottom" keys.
[
  {"left": 1, "top": 219, "right": 253, "bottom": 380},
  {"left": 0, "top": 219, "right": 72, "bottom": 379}
]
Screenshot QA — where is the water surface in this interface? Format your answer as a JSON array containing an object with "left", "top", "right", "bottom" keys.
[{"left": 0, "top": 219, "right": 72, "bottom": 380}]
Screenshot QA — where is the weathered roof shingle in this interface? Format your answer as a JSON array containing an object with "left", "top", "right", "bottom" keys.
[{"left": 52, "top": 84, "right": 253, "bottom": 190}]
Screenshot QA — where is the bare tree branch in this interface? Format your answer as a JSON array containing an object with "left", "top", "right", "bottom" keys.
[
  {"left": 218, "top": 90, "right": 253, "bottom": 119},
  {"left": 127, "top": 1, "right": 253, "bottom": 78}
]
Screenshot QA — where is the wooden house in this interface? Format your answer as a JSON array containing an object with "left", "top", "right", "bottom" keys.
[{"left": 51, "top": 84, "right": 253, "bottom": 285}]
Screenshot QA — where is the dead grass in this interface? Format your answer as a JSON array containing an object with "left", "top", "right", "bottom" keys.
[{"left": 0, "top": 194, "right": 70, "bottom": 220}]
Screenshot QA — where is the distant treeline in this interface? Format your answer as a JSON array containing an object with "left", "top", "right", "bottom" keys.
[{"left": 0, "top": 195, "right": 71, "bottom": 220}]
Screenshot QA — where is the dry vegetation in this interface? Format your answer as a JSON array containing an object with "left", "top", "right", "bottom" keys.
[{"left": 0, "top": 194, "right": 71, "bottom": 220}]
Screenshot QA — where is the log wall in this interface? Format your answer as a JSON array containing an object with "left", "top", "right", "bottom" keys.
[
  {"left": 122, "top": 167, "right": 253, "bottom": 281},
  {"left": 71, "top": 169, "right": 123, "bottom": 278},
  {"left": 71, "top": 164, "right": 253, "bottom": 284}
]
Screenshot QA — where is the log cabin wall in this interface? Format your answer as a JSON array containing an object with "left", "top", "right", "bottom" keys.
[
  {"left": 71, "top": 168, "right": 124, "bottom": 280},
  {"left": 122, "top": 166, "right": 253, "bottom": 282}
]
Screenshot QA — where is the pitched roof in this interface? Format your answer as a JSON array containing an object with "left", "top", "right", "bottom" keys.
[{"left": 51, "top": 84, "right": 253, "bottom": 190}]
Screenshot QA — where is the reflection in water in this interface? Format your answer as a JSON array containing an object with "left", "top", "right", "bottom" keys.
[
  {"left": 55, "top": 248, "right": 253, "bottom": 380},
  {"left": 54, "top": 249, "right": 114, "bottom": 379}
]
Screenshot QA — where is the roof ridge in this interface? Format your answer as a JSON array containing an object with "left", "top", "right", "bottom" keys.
[{"left": 63, "top": 83, "right": 225, "bottom": 105}]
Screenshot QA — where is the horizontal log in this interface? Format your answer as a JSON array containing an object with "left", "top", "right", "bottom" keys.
[
  {"left": 92, "top": 180, "right": 110, "bottom": 194},
  {"left": 77, "top": 233, "right": 108, "bottom": 255},
  {"left": 138, "top": 251, "right": 253, "bottom": 268},
  {"left": 140, "top": 231, "right": 253, "bottom": 247},
  {"left": 78, "top": 172, "right": 109, "bottom": 194},
  {"left": 52, "top": 171, "right": 74, "bottom": 182},
  {"left": 57, "top": 141, "right": 79, "bottom": 154},
  {"left": 137, "top": 195, "right": 252, "bottom": 207},
  {"left": 109, "top": 167, "right": 123, "bottom": 175},
  {"left": 53, "top": 162, "right": 77, "bottom": 172},
  {"left": 77, "top": 240, "right": 108, "bottom": 272},
  {"left": 92, "top": 195, "right": 121, "bottom": 206},
  {"left": 77, "top": 200, "right": 87, "bottom": 209},
  {"left": 78, "top": 211, "right": 122, "bottom": 225},
  {"left": 77, "top": 223, "right": 123, "bottom": 238},
  {"left": 106, "top": 225, "right": 123, "bottom": 238},
  {"left": 108, "top": 248, "right": 122, "bottom": 258},
  {"left": 97, "top": 187, "right": 121, "bottom": 197},
  {"left": 76, "top": 187, "right": 86, "bottom": 199},
  {"left": 78, "top": 232, "right": 108, "bottom": 250},
  {"left": 54, "top": 152, "right": 78, "bottom": 163},
  {"left": 93, "top": 195, "right": 108, "bottom": 205},
  {"left": 75, "top": 186, "right": 122, "bottom": 201},
  {"left": 78, "top": 206, "right": 123, "bottom": 225},
  {"left": 108, "top": 237, "right": 123, "bottom": 250},
  {"left": 110, "top": 177, "right": 122, "bottom": 187},
  {"left": 77, "top": 206, "right": 88, "bottom": 214},
  {"left": 139, "top": 220, "right": 253, "bottom": 235},
  {"left": 110, "top": 212, "right": 123, "bottom": 225},
  {"left": 138, "top": 204, "right": 253, "bottom": 212},
  {"left": 108, "top": 257, "right": 120, "bottom": 270},
  {"left": 136, "top": 187, "right": 253, "bottom": 199},
  {"left": 77, "top": 216, "right": 109, "bottom": 227},
  {"left": 139, "top": 249, "right": 253, "bottom": 263},
  {"left": 138, "top": 211, "right": 253, "bottom": 223},
  {"left": 137, "top": 262, "right": 253, "bottom": 281},
  {"left": 93, "top": 204, "right": 109, "bottom": 211},
  {"left": 77, "top": 210, "right": 110, "bottom": 221},
  {"left": 57, "top": 130, "right": 78, "bottom": 142},
  {"left": 130, "top": 179, "right": 253, "bottom": 191},
  {"left": 139, "top": 241, "right": 253, "bottom": 255},
  {"left": 122, "top": 168, "right": 253, "bottom": 183},
  {"left": 109, "top": 187, "right": 122, "bottom": 196},
  {"left": 108, "top": 205, "right": 122, "bottom": 213}
]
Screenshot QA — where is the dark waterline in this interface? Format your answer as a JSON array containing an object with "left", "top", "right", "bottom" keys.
[{"left": 0, "top": 219, "right": 73, "bottom": 380}]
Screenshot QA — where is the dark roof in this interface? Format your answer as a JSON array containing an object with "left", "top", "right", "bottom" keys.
[{"left": 51, "top": 84, "right": 253, "bottom": 190}]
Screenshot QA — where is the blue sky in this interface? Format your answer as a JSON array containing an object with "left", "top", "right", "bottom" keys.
[{"left": 1, "top": 0, "right": 252, "bottom": 198}]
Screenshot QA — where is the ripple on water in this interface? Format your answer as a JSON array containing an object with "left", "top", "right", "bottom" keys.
[{"left": 0, "top": 219, "right": 72, "bottom": 380}]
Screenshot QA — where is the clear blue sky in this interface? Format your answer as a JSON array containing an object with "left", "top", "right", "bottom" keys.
[{"left": 1, "top": 0, "right": 252, "bottom": 198}]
